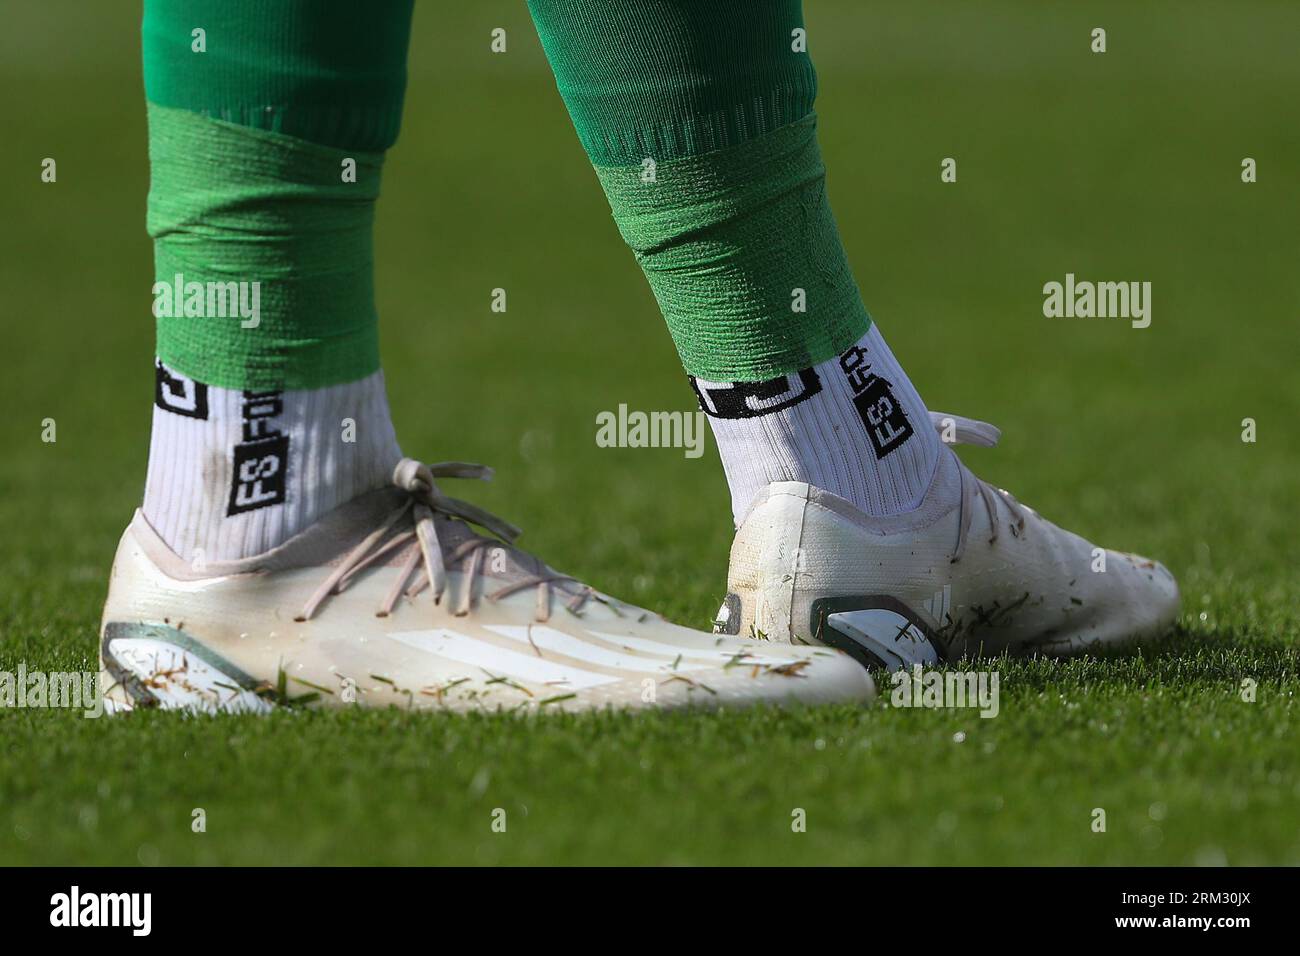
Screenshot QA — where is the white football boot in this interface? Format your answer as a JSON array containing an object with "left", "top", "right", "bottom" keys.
[
  {"left": 99, "top": 459, "right": 873, "bottom": 713},
  {"left": 717, "top": 413, "right": 1180, "bottom": 668}
]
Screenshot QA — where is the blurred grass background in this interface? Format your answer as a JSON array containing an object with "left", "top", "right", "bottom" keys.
[{"left": 0, "top": 1, "right": 1296, "bottom": 865}]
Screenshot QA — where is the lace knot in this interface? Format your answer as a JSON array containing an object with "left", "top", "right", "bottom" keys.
[{"left": 299, "top": 458, "right": 554, "bottom": 623}]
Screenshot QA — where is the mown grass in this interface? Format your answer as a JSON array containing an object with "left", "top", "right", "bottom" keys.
[{"left": 1, "top": 1, "right": 1295, "bottom": 864}]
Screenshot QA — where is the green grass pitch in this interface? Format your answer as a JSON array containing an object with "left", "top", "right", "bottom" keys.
[{"left": 1, "top": 1, "right": 1296, "bottom": 865}]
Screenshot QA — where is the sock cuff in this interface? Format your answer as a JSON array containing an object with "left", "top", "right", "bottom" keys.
[
  {"left": 142, "top": 0, "right": 414, "bottom": 152},
  {"left": 146, "top": 362, "right": 402, "bottom": 562},
  {"left": 529, "top": 0, "right": 816, "bottom": 167},
  {"left": 148, "top": 104, "right": 385, "bottom": 391},
  {"left": 596, "top": 115, "right": 871, "bottom": 381}
]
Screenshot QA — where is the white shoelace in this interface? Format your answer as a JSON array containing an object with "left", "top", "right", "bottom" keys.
[
  {"left": 298, "top": 459, "right": 598, "bottom": 623},
  {"left": 929, "top": 412, "right": 1027, "bottom": 563}
]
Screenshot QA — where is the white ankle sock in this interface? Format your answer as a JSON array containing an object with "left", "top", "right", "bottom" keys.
[
  {"left": 143, "top": 361, "right": 402, "bottom": 564},
  {"left": 691, "top": 324, "right": 942, "bottom": 525}
]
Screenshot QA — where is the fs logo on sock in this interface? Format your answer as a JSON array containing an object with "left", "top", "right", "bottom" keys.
[
  {"left": 227, "top": 390, "right": 289, "bottom": 516},
  {"left": 690, "top": 368, "right": 821, "bottom": 419},
  {"left": 839, "top": 344, "right": 914, "bottom": 459},
  {"left": 154, "top": 361, "right": 209, "bottom": 420}
]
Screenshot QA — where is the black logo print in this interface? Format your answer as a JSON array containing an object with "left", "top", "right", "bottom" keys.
[
  {"left": 227, "top": 390, "right": 289, "bottom": 516},
  {"left": 839, "top": 344, "right": 913, "bottom": 459},
  {"left": 154, "top": 361, "right": 209, "bottom": 420},
  {"left": 690, "top": 368, "right": 822, "bottom": 419}
]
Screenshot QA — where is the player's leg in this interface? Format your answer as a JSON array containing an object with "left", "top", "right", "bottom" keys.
[
  {"left": 101, "top": 0, "right": 871, "bottom": 712},
  {"left": 528, "top": 0, "right": 940, "bottom": 526},
  {"left": 527, "top": 0, "right": 1178, "bottom": 661},
  {"left": 142, "top": 0, "right": 410, "bottom": 563}
]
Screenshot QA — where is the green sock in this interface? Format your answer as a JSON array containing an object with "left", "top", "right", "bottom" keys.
[
  {"left": 143, "top": 0, "right": 411, "bottom": 149},
  {"left": 142, "top": 0, "right": 414, "bottom": 390},
  {"left": 141, "top": 1, "right": 413, "bottom": 562},
  {"left": 527, "top": 0, "right": 871, "bottom": 382}
]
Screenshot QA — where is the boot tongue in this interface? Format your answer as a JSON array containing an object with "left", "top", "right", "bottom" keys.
[
  {"left": 249, "top": 487, "right": 407, "bottom": 572},
  {"left": 928, "top": 411, "right": 1001, "bottom": 448}
]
